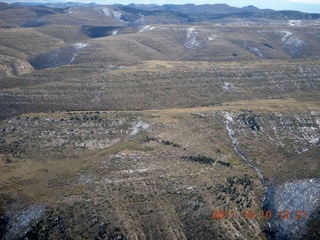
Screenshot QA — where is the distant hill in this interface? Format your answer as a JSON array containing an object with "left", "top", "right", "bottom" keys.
[
  {"left": 123, "top": 3, "right": 266, "bottom": 14},
  {"left": 115, "top": 3, "right": 320, "bottom": 21},
  {"left": 0, "top": 2, "right": 319, "bottom": 240},
  {"left": 2, "top": 2, "right": 320, "bottom": 24},
  {"left": 11, "top": 1, "right": 99, "bottom": 8}
]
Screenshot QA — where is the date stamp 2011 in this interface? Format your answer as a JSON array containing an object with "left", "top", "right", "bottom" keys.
[{"left": 212, "top": 210, "right": 307, "bottom": 220}]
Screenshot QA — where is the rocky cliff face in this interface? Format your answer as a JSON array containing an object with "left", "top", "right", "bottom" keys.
[{"left": 0, "top": 55, "right": 33, "bottom": 77}]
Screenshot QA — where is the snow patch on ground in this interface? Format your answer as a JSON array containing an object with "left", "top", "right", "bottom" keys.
[
  {"left": 71, "top": 43, "right": 88, "bottom": 63},
  {"left": 115, "top": 152, "right": 142, "bottom": 160},
  {"left": 113, "top": 11, "right": 122, "bottom": 20},
  {"left": 101, "top": 8, "right": 112, "bottom": 16},
  {"left": 138, "top": 25, "right": 156, "bottom": 33},
  {"left": 242, "top": 112, "right": 319, "bottom": 153},
  {"left": 101, "top": 7, "right": 122, "bottom": 20},
  {"left": 222, "top": 82, "right": 233, "bottom": 91},
  {"left": 279, "top": 30, "right": 292, "bottom": 42},
  {"left": 300, "top": 126, "right": 319, "bottom": 144},
  {"left": 224, "top": 112, "right": 233, "bottom": 122},
  {"left": 122, "top": 166, "right": 155, "bottom": 174},
  {"left": 185, "top": 28, "right": 201, "bottom": 49},
  {"left": 131, "top": 121, "right": 150, "bottom": 135},
  {"left": 223, "top": 112, "right": 266, "bottom": 184},
  {"left": 73, "top": 43, "right": 88, "bottom": 51},
  {"left": 288, "top": 20, "right": 302, "bottom": 26},
  {"left": 207, "top": 35, "right": 215, "bottom": 41},
  {"left": 75, "top": 138, "right": 120, "bottom": 150}
]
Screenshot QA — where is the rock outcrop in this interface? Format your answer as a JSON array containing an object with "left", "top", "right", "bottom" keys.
[{"left": 0, "top": 55, "right": 33, "bottom": 77}]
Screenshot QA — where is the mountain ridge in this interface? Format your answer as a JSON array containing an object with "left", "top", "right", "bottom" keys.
[{"left": 0, "top": 2, "right": 319, "bottom": 240}]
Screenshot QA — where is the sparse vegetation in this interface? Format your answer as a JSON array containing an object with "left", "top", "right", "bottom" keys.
[
  {"left": 0, "top": 2, "right": 319, "bottom": 240},
  {"left": 217, "top": 160, "right": 231, "bottom": 167},
  {"left": 181, "top": 155, "right": 215, "bottom": 164}
]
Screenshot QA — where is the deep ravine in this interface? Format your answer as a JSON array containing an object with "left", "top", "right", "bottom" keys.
[
  {"left": 223, "top": 112, "right": 320, "bottom": 240},
  {"left": 224, "top": 112, "right": 267, "bottom": 186}
]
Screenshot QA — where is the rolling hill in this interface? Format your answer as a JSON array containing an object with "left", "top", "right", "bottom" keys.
[{"left": 0, "top": 2, "right": 319, "bottom": 240}]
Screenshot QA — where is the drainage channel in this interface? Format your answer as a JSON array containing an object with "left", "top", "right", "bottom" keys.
[
  {"left": 224, "top": 112, "right": 320, "bottom": 240},
  {"left": 224, "top": 112, "right": 273, "bottom": 238}
]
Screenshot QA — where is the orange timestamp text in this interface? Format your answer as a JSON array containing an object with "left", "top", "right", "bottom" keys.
[{"left": 212, "top": 210, "right": 307, "bottom": 220}]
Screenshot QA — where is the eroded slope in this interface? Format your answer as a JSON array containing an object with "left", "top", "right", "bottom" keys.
[{"left": 0, "top": 99, "right": 319, "bottom": 239}]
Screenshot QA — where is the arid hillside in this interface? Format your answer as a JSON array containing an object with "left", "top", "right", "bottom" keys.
[
  {"left": 0, "top": 2, "right": 319, "bottom": 240},
  {"left": 1, "top": 100, "right": 319, "bottom": 239}
]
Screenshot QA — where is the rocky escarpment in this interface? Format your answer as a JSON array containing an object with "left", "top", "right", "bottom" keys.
[
  {"left": 0, "top": 55, "right": 33, "bottom": 77},
  {"left": 29, "top": 43, "right": 88, "bottom": 70}
]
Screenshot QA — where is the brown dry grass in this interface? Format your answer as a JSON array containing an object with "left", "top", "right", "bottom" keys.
[{"left": 0, "top": 16, "right": 319, "bottom": 239}]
